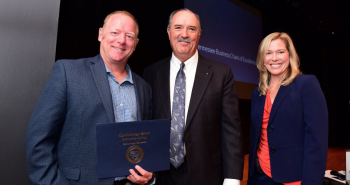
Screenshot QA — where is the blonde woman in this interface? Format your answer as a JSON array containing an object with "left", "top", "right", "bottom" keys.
[{"left": 248, "top": 32, "right": 328, "bottom": 185}]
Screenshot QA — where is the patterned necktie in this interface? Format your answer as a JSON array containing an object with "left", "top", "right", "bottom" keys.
[{"left": 170, "top": 62, "right": 186, "bottom": 168}]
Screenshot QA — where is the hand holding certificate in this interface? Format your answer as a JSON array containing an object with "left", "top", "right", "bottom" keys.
[
  {"left": 96, "top": 119, "right": 170, "bottom": 179},
  {"left": 128, "top": 165, "right": 154, "bottom": 184}
]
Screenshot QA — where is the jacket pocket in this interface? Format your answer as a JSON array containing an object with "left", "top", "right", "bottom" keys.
[{"left": 60, "top": 167, "right": 80, "bottom": 180}]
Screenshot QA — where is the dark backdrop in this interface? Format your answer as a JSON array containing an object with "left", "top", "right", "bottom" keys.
[
  {"left": 259, "top": 0, "right": 350, "bottom": 148},
  {"left": 56, "top": 0, "right": 350, "bottom": 153},
  {"left": 56, "top": 0, "right": 184, "bottom": 75}
]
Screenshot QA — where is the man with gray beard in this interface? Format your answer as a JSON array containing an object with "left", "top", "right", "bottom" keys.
[{"left": 143, "top": 9, "right": 244, "bottom": 185}]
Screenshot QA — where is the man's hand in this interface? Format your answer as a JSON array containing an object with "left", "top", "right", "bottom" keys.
[{"left": 127, "top": 165, "right": 153, "bottom": 185}]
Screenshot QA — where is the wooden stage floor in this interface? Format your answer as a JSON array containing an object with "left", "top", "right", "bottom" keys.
[{"left": 240, "top": 147, "right": 347, "bottom": 185}]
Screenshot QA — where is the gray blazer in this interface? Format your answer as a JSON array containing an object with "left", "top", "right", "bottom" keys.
[
  {"left": 143, "top": 55, "right": 244, "bottom": 185},
  {"left": 25, "top": 54, "right": 152, "bottom": 185}
]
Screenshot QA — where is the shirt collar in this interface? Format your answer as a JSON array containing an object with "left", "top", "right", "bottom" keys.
[
  {"left": 104, "top": 63, "right": 134, "bottom": 84},
  {"left": 170, "top": 50, "right": 198, "bottom": 73}
]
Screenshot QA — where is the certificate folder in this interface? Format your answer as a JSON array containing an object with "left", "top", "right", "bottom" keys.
[{"left": 96, "top": 119, "right": 170, "bottom": 178}]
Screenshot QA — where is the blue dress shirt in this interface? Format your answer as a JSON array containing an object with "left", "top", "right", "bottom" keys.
[{"left": 105, "top": 64, "right": 138, "bottom": 181}]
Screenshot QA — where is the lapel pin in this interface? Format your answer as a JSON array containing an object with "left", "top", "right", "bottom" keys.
[{"left": 206, "top": 73, "right": 208, "bottom": 75}]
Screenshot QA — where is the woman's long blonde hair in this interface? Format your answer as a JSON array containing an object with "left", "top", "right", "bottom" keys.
[{"left": 256, "top": 32, "right": 301, "bottom": 95}]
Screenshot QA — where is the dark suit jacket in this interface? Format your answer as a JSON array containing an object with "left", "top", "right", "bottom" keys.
[
  {"left": 25, "top": 54, "right": 152, "bottom": 185},
  {"left": 248, "top": 75, "right": 328, "bottom": 185},
  {"left": 143, "top": 55, "right": 244, "bottom": 185}
]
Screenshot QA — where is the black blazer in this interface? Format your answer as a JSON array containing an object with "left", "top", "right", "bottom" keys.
[
  {"left": 143, "top": 55, "right": 244, "bottom": 185},
  {"left": 248, "top": 75, "right": 328, "bottom": 185}
]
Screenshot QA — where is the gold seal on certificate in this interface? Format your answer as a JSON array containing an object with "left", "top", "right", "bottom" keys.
[{"left": 126, "top": 145, "right": 144, "bottom": 163}]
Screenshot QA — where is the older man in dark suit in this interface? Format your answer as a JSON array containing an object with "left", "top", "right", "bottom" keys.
[
  {"left": 25, "top": 11, "right": 154, "bottom": 185},
  {"left": 143, "top": 9, "right": 244, "bottom": 185}
]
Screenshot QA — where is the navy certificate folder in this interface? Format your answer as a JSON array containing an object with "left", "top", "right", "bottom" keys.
[{"left": 96, "top": 119, "right": 170, "bottom": 178}]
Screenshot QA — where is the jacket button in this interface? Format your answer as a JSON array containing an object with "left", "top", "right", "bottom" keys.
[
  {"left": 269, "top": 126, "right": 274, "bottom": 131},
  {"left": 270, "top": 147, "right": 276, "bottom": 153}
]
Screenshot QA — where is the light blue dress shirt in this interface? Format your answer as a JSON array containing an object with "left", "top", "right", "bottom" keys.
[{"left": 105, "top": 64, "right": 138, "bottom": 181}]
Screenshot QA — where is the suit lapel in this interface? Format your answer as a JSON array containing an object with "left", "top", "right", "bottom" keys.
[
  {"left": 156, "top": 59, "right": 171, "bottom": 119},
  {"left": 185, "top": 56, "right": 212, "bottom": 131},
  {"left": 133, "top": 73, "right": 144, "bottom": 120},
  {"left": 268, "top": 85, "right": 292, "bottom": 125},
  {"left": 254, "top": 93, "right": 266, "bottom": 137},
  {"left": 90, "top": 55, "right": 115, "bottom": 123}
]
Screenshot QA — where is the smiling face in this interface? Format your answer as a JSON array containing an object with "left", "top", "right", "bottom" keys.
[
  {"left": 98, "top": 13, "right": 139, "bottom": 66},
  {"left": 167, "top": 10, "right": 201, "bottom": 62},
  {"left": 264, "top": 38, "right": 290, "bottom": 80}
]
